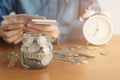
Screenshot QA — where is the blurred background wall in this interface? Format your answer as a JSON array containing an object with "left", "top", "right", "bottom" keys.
[{"left": 99, "top": 0, "right": 120, "bottom": 34}]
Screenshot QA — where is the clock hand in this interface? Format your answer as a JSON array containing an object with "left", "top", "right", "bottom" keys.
[{"left": 93, "top": 19, "right": 99, "bottom": 37}]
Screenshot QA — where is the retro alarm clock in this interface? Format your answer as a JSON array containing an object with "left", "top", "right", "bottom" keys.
[{"left": 81, "top": 7, "right": 113, "bottom": 45}]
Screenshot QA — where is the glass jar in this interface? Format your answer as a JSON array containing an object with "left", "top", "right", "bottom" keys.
[{"left": 21, "top": 32, "right": 53, "bottom": 69}]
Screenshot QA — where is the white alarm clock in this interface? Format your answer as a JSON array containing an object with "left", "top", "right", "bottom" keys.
[{"left": 81, "top": 8, "right": 113, "bottom": 45}]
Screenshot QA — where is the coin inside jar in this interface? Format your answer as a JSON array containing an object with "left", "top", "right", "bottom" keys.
[{"left": 21, "top": 32, "right": 53, "bottom": 69}]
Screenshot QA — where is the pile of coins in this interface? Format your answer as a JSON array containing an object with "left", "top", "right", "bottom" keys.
[
  {"left": 21, "top": 33, "right": 53, "bottom": 69},
  {"left": 54, "top": 45, "right": 107, "bottom": 65},
  {"left": 0, "top": 52, "right": 19, "bottom": 67}
]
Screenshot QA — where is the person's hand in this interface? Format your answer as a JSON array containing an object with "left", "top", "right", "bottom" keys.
[
  {"left": 25, "top": 23, "right": 59, "bottom": 42},
  {"left": 0, "top": 24, "right": 24, "bottom": 44}
]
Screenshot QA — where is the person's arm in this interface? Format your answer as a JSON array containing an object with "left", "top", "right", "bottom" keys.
[
  {"left": 0, "top": 0, "right": 14, "bottom": 42},
  {"left": 0, "top": 0, "right": 13, "bottom": 42},
  {"left": 0, "top": 0, "right": 24, "bottom": 44},
  {"left": 54, "top": 0, "right": 82, "bottom": 43}
]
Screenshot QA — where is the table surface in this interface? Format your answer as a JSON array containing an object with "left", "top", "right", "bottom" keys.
[{"left": 0, "top": 35, "right": 120, "bottom": 80}]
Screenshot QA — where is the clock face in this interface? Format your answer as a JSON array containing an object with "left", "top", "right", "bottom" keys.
[{"left": 83, "top": 15, "right": 113, "bottom": 45}]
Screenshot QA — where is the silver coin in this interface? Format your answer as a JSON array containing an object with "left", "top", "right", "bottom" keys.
[
  {"left": 28, "top": 44, "right": 40, "bottom": 53},
  {"left": 41, "top": 53, "right": 53, "bottom": 66}
]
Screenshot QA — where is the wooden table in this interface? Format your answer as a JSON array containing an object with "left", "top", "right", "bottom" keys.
[{"left": 0, "top": 35, "right": 120, "bottom": 80}]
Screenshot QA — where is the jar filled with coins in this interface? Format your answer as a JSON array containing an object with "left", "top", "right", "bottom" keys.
[{"left": 21, "top": 32, "right": 53, "bottom": 69}]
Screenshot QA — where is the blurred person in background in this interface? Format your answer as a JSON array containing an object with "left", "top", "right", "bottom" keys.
[{"left": 0, "top": 0, "right": 101, "bottom": 44}]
